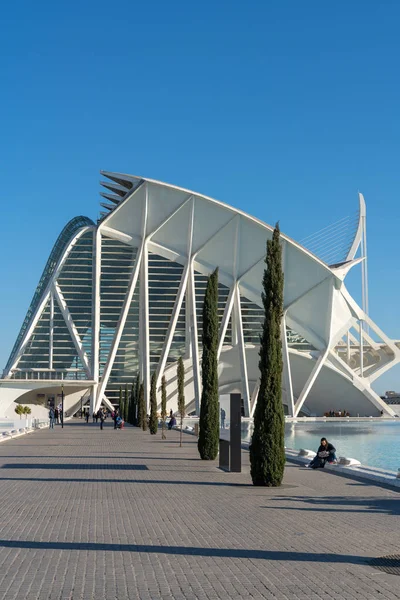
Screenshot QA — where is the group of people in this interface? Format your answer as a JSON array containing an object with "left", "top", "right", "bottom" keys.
[
  {"left": 325, "top": 410, "right": 350, "bottom": 417},
  {"left": 48, "top": 407, "right": 63, "bottom": 428}
]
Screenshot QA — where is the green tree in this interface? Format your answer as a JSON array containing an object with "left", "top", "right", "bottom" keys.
[
  {"left": 23, "top": 406, "right": 32, "bottom": 417},
  {"left": 139, "top": 382, "right": 147, "bottom": 431},
  {"left": 15, "top": 404, "right": 24, "bottom": 419},
  {"left": 119, "top": 386, "right": 124, "bottom": 420},
  {"left": 250, "top": 224, "right": 286, "bottom": 487},
  {"left": 128, "top": 380, "right": 135, "bottom": 425},
  {"left": 161, "top": 375, "right": 167, "bottom": 439},
  {"left": 149, "top": 372, "right": 158, "bottom": 434},
  {"left": 124, "top": 384, "right": 129, "bottom": 423},
  {"left": 133, "top": 374, "right": 140, "bottom": 426},
  {"left": 177, "top": 356, "right": 185, "bottom": 447},
  {"left": 198, "top": 268, "right": 220, "bottom": 460},
  {"left": 137, "top": 381, "right": 144, "bottom": 428}
]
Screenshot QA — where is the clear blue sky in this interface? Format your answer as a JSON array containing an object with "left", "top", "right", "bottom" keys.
[{"left": 1, "top": 0, "right": 399, "bottom": 393}]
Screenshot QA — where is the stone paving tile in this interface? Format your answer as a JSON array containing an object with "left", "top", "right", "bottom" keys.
[{"left": 0, "top": 420, "right": 398, "bottom": 599}]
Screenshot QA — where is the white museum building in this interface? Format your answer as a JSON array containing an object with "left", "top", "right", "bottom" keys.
[{"left": 0, "top": 172, "right": 398, "bottom": 419}]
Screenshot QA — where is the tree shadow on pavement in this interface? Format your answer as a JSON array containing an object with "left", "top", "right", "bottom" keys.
[
  {"left": 265, "top": 495, "right": 400, "bottom": 516},
  {"left": 0, "top": 539, "right": 371, "bottom": 565}
]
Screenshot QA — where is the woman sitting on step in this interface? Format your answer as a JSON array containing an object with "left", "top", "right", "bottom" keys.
[{"left": 307, "top": 437, "right": 337, "bottom": 468}]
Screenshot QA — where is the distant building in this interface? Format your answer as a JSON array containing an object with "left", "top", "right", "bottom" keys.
[{"left": 0, "top": 173, "right": 399, "bottom": 418}]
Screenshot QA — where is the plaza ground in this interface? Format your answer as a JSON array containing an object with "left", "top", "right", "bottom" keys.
[{"left": 0, "top": 420, "right": 398, "bottom": 600}]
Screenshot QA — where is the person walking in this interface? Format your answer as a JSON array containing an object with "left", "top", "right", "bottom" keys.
[
  {"left": 49, "top": 407, "right": 55, "bottom": 429},
  {"left": 85, "top": 410, "right": 89, "bottom": 423},
  {"left": 54, "top": 408, "right": 59, "bottom": 425},
  {"left": 220, "top": 408, "right": 226, "bottom": 429},
  {"left": 99, "top": 410, "right": 105, "bottom": 430},
  {"left": 113, "top": 409, "right": 119, "bottom": 430}
]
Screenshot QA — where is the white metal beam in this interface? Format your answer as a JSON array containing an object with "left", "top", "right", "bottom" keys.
[
  {"left": 281, "top": 313, "right": 294, "bottom": 417},
  {"left": 53, "top": 282, "right": 91, "bottom": 377},
  {"left": 250, "top": 381, "right": 260, "bottom": 418},
  {"left": 234, "top": 285, "right": 250, "bottom": 417},
  {"left": 49, "top": 291, "right": 54, "bottom": 370},
  {"left": 92, "top": 229, "right": 101, "bottom": 383},
  {"left": 156, "top": 198, "right": 194, "bottom": 386},
  {"left": 293, "top": 348, "right": 330, "bottom": 417},
  {"left": 96, "top": 185, "right": 148, "bottom": 409},
  {"left": 188, "top": 260, "right": 201, "bottom": 414},
  {"left": 217, "top": 285, "right": 235, "bottom": 358}
]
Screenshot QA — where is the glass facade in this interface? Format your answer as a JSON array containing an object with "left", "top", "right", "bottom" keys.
[{"left": 5, "top": 222, "right": 314, "bottom": 396}]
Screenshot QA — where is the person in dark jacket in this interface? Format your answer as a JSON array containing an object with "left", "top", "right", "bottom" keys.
[{"left": 307, "top": 437, "right": 337, "bottom": 468}]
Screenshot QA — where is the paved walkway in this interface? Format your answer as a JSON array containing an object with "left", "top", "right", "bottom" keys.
[{"left": 0, "top": 420, "right": 398, "bottom": 600}]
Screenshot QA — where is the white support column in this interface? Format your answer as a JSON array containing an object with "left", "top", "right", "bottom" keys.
[
  {"left": 346, "top": 330, "right": 351, "bottom": 364},
  {"left": 96, "top": 239, "right": 145, "bottom": 412},
  {"left": 293, "top": 348, "right": 330, "bottom": 417},
  {"left": 359, "top": 321, "right": 364, "bottom": 377},
  {"left": 188, "top": 261, "right": 201, "bottom": 414},
  {"left": 217, "top": 285, "right": 235, "bottom": 358},
  {"left": 140, "top": 243, "right": 150, "bottom": 412},
  {"left": 250, "top": 381, "right": 260, "bottom": 418},
  {"left": 90, "top": 385, "right": 96, "bottom": 416},
  {"left": 281, "top": 313, "right": 294, "bottom": 417},
  {"left": 53, "top": 282, "right": 91, "bottom": 377},
  {"left": 49, "top": 291, "right": 54, "bottom": 370},
  {"left": 234, "top": 284, "right": 250, "bottom": 417},
  {"left": 92, "top": 229, "right": 102, "bottom": 383},
  {"left": 156, "top": 199, "right": 194, "bottom": 386}
]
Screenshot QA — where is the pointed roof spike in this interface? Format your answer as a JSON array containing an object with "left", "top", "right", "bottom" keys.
[
  {"left": 100, "top": 192, "right": 121, "bottom": 204},
  {"left": 100, "top": 181, "right": 127, "bottom": 197},
  {"left": 100, "top": 202, "right": 115, "bottom": 212}
]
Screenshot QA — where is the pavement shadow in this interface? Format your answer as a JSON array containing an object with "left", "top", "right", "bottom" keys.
[
  {"left": 0, "top": 540, "right": 371, "bottom": 564},
  {"left": 1, "top": 463, "right": 148, "bottom": 471},
  {"left": 266, "top": 495, "right": 400, "bottom": 516},
  {"left": 0, "top": 476, "right": 249, "bottom": 486}
]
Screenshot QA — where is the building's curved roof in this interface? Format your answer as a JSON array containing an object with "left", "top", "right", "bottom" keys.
[
  {"left": 99, "top": 171, "right": 344, "bottom": 273},
  {"left": 4, "top": 215, "right": 95, "bottom": 373}
]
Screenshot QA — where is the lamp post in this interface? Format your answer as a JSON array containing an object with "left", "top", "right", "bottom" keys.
[{"left": 61, "top": 384, "right": 64, "bottom": 429}]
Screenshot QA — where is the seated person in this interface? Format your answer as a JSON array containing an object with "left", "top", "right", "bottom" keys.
[
  {"left": 168, "top": 415, "right": 177, "bottom": 430},
  {"left": 307, "top": 437, "right": 337, "bottom": 468}
]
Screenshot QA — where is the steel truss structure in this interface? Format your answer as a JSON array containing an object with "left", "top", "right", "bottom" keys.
[{"left": 1, "top": 173, "right": 399, "bottom": 418}]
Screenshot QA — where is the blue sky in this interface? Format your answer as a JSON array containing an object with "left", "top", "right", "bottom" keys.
[{"left": 1, "top": 0, "right": 399, "bottom": 393}]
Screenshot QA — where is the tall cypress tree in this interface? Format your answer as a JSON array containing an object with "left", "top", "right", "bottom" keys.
[
  {"left": 137, "top": 382, "right": 144, "bottom": 428},
  {"left": 119, "top": 386, "right": 124, "bottom": 420},
  {"left": 198, "top": 268, "right": 219, "bottom": 460},
  {"left": 128, "top": 381, "right": 134, "bottom": 425},
  {"left": 250, "top": 224, "right": 285, "bottom": 486},
  {"left": 177, "top": 356, "right": 185, "bottom": 447},
  {"left": 140, "top": 383, "right": 147, "bottom": 431},
  {"left": 124, "top": 384, "right": 129, "bottom": 423},
  {"left": 134, "top": 374, "right": 140, "bottom": 426},
  {"left": 161, "top": 374, "right": 167, "bottom": 440},
  {"left": 149, "top": 372, "right": 158, "bottom": 434}
]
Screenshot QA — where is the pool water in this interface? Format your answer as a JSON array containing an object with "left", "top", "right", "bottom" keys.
[{"left": 241, "top": 421, "right": 400, "bottom": 473}]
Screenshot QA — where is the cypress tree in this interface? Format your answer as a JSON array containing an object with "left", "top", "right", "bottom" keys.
[
  {"left": 149, "top": 372, "right": 158, "bottom": 434},
  {"left": 177, "top": 356, "right": 185, "bottom": 447},
  {"left": 128, "top": 381, "right": 134, "bottom": 425},
  {"left": 140, "top": 383, "right": 147, "bottom": 431},
  {"left": 161, "top": 374, "right": 167, "bottom": 439},
  {"left": 133, "top": 374, "right": 140, "bottom": 426},
  {"left": 119, "top": 386, "right": 124, "bottom": 420},
  {"left": 137, "top": 381, "right": 144, "bottom": 428},
  {"left": 198, "top": 268, "right": 220, "bottom": 460},
  {"left": 250, "top": 224, "right": 286, "bottom": 487},
  {"left": 124, "top": 384, "right": 129, "bottom": 423}
]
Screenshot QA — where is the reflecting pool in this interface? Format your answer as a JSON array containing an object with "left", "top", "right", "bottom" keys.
[{"left": 241, "top": 420, "right": 400, "bottom": 473}]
